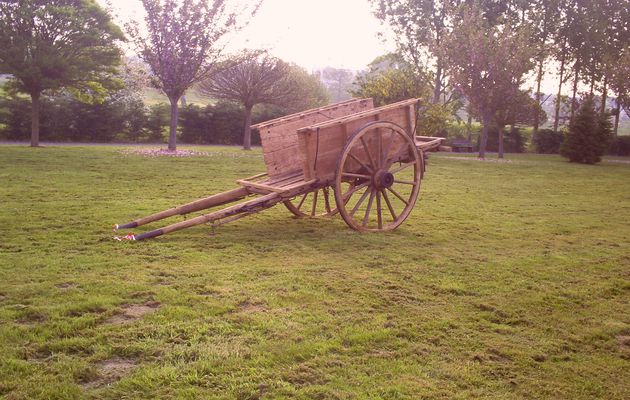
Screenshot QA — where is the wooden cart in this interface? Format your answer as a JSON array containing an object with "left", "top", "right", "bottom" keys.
[{"left": 114, "top": 98, "right": 444, "bottom": 240}]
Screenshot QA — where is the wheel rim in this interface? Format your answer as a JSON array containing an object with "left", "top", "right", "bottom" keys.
[
  {"left": 334, "top": 121, "right": 422, "bottom": 231},
  {"left": 284, "top": 187, "right": 337, "bottom": 217}
]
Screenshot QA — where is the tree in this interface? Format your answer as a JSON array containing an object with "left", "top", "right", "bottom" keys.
[
  {"left": 351, "top": 55, "right": 431, "bottom": 107},
  {"left": 0, "top": 0, "right": 124, "bottom": 147},
  {"left": 320, "top": 67, "right": 355, "bottom": 103},
  {"left": 443, "top": 3, "right": 535, "bottom": 158},
  {"left": 608, "top": 46, "right": 630, "bottom": 137},
  {"left": 199, "top": 51, "right": 298, "bottom": 150},
  {"left": 493, "top": 90, "right": 546, "bottom": 157},
  {"left": 370, "top": 0, "right": 455, "bottom": 104},
  {"left": 128, "top": 0, "right": 261, "bottom": 151},
  {"left": 560, "top": 96, "right": 612, "bottom": 164}
]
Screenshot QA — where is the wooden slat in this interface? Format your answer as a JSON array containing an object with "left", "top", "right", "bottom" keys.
[
  {"left": 297, "top": 99, "right": 419, "bottom": 133},
  {"left": 251, "top": 98, "right": 372, "bottom": 129}
]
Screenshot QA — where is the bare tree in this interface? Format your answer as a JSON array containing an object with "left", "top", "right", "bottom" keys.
[
  {"left": 200, "top": 51, "right": 308, "bottom": 150},
  {"left": 127, "top": 0, "right": 261, "bottom": 151}
]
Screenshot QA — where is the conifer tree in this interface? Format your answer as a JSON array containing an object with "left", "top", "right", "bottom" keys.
[{"left": 560, "top": 96, "right": 612, "bottom": 164}]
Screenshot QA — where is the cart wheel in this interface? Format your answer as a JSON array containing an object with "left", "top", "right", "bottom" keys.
[
  {"left": 284, "top": 187, "right": 337, "bottom": 217},
  {"left": 334, "top": 121, "right": 423, "bottom": 231}
]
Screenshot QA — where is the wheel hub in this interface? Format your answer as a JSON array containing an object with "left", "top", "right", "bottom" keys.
[{"left": 374, "top": 170, "right": 394, "bottom": 189}]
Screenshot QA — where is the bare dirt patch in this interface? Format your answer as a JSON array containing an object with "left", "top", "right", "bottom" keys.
[
  {"left": 105, "top": 301, "right": 161, "bottom": 325},
  {"left": 81, "top": 357, "right": 137, "bottom": 389},
  {"left": 617, "top": 335, "right": 630, "bottom": 359},
  {"left": 237, "top": 300, "right": 267, "bottom": 313}
]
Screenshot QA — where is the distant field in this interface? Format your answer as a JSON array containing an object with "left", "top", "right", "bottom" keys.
[{"left": 0, "top": 146, "right": 629, "bottom": 399}]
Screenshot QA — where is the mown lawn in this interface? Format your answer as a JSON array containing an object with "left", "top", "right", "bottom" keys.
[{"left": 0, "top": 145, "right": 629, "bottom": 399}]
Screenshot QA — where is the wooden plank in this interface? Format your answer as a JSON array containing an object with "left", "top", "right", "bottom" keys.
[
  {"left": 237, "top": 180, "right": 287, "bottom": 193},
  {"left": 251, "top": 98, "right": 372, "bottom": 129},
  {"left": 297, "top": 99, "right": 419, "bottom": 133},
  {"left": 258, "top": 98, "right": 374, "bottom": 178},
  {"left": 115, "top": 187, "right": 250, "bottom": 230}
]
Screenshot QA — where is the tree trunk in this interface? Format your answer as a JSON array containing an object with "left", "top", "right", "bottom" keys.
[
  {"left": 466, "top": 114, "right": 472, "bottom": 142},
  {"left": 242, "top": 105, "right": 253, "bottom": 150},
  {"left": 613, "top": 98, "right": 620, "bottom": 137},
  {"left": 570, "top": 63, "right": 579, "bottom": 121},
  {"left": 478, "top": 114, "right": 490, "bottom": 159},
  {"left": 498, "top": 127, "right": 504, "bottom": 159},
  {"left": 432, "top": 61, "right": 442, "bottom": 104},
  {"left": 553, "top": 52, "right": 566, "bottom": 133},
  {"left": 30, "top": 92, "right": 41, "bottom": 147},
  {"left": 600, "top": 77, "right": 607, "bottom": 113},
  {"left": 168, "top": 97, "right": 179, "bottom": 151},
  {"left": 533, "top": 58, "right": 544, "bottom": 135}
]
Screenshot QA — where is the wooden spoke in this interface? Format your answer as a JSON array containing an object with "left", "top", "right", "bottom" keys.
[
  {"left": 385, "top": 144, "right": 412, "bottom": 168},
  {"left": 350, "top": 186, "right": 372, "bottom": 217},
  {"left": 377, "top": 129, "right": 383, "bottom": 169},
  {"left": 284, "top": 188, "right": 336, "bottom": 218},
  {"left": 343, "top": 181, "right": 369, "bottom": 203},
  {"left": 360, "top": 136, "right": 377, "bottom": 170},
  {"left": 376, "top": 190, "right": 383, "bottom": 229},
  {"left": 323, "top": 187, "right": 332, "bottom": 213},
  {"left": 348, "top": 152, "right": 373, "bottom": 173},
  {"left": 389, "top": 161, "right": 415, "bottom": 175},
  {"left": 297, "top": 193, "right": 308, "bottom": 210},
  {"left": 311, "top": 189, "right": 318, "bottom": 216},
  {"left": 387, "top": 187, "right": 409, "bottom": 206},
  {"left": 381, "top": 128, "right": 396, "bottom": 167},
  {"left": 381, "top": 189, "right": 397, "bottom": 221},
  {"left": 342, "top": 172, "right": 371, "bottom": 180},
  {"left": 362, "top": 188, "right": 376, "bottom": 227},
  {"left": 394, "top": 179, "right": 416, "bottom": 185}
]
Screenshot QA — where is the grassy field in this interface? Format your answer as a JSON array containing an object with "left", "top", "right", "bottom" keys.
[{"left": 0, "top": 146, "right": 629, "bottom": 399}]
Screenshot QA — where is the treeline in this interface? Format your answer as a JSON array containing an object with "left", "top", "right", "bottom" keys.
[{"left": 0, "top": 94, "right": 284, "bottom": 146}]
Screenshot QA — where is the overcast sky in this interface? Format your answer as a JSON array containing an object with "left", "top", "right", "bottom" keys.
[
  {"left": 102, "top": 0, "right": 393, "bottom": 71},
  {"left": 101, "top": 0, "right": 567, "bottom": 93}
]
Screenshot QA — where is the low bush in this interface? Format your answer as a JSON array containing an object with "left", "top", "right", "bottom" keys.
[
  {"left": 532, "top": 128, "right": 564, "bottom": 154},
  {"left": 608, "top": 135, "right": 630, "bottom": 156},
  {"left": 480, "top": 126, "right": 525, "bottom": 153}
]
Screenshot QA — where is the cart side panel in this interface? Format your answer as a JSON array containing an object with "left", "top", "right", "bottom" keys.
[
  {"left": 299, "top": 103, "right": 417, "bottom": 182},
  {"left": 257, "top": 99, "right": 374, "bottom": 177}
]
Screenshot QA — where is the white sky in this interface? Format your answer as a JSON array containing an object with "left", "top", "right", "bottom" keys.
[
  {"left": 101, "top": 0, "right": 568, "bottom": 94},
  {"left": 102, "top": 0, "right": 393, "bottom": 71}
]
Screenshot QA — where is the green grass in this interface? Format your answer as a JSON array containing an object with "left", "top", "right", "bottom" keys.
[{"left": 1, "top": 146, "right": 629, "bottom": 399}]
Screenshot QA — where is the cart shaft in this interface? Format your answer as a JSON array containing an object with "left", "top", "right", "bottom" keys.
[
  {"left": 115, "top": 187, "right": 250, "bottom": 230},
  {"left": 132, "top": 192, "right": 282, "bottom": 240}
]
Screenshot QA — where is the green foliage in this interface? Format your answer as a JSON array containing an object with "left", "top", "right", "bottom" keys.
[
  {"left": 478, "top": 126, "right": 526, "bottom": 153},
  {"left": 0, "top": 93, "right": 152, "bottom": 142},
  {"left": 179, "top": 102, "right": 287, "bottom": 145},
  {"left": 532, "top": 128, "right": 564, "bottom": 154},
  {"left": 417, "top": 103, "right": 455, "bottom": 137},
  {"left": 1, "top": 146, "right": 630, "bottom": 398},
  {"left": 179, "top": 102, "right": 245, "bottom": 145},
  {"left": 561, "top": 97, "right": 613, "bottom": 164},
  {"left": 608, "top": 136, "right": 630, "bottom": 156},
  {"left": 352, "top": 64, "right": 430, "bottom": 107},
  {"left": 0, "top": 0, "right": 123, "bottom": 96}
]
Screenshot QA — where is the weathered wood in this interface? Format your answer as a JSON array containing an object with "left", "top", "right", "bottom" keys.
[
  {"left": 256, "top": 98, "right": 374, "bottom": 178},
  {"left": 115, "top": 187, "right": 250, "bottom": 230},
  {"left": 132, "top": 192, "right": 282, "bottom": 240}
]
